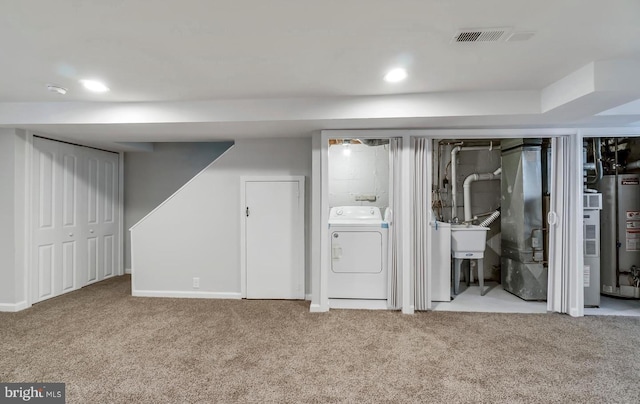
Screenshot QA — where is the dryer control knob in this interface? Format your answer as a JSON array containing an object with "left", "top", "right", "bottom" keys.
[{"left": 337, "top": 209, "right": 343, "bottom": 215}]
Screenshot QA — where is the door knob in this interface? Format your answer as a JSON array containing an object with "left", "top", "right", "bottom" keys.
[
  {"left": 68, "top": 233, "right": 73, "bottom": 237},
  {"left": 89, "top": 229, "right": 94, "bottom": 233}
]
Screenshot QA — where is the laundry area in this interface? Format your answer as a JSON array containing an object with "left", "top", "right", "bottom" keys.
[
  {"left": 582, "top": 137, "right": 640, "bottom": 317},
  {"left": 428, "top": 138, "right": 551, "bottom": 313},
  {"left": 326, "top": 138, "right": 397, "bottom": 310}
]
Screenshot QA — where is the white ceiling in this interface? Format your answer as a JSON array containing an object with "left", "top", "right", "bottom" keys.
[{"left": 2, "top": 0, "right": 640, "bottom": 148}]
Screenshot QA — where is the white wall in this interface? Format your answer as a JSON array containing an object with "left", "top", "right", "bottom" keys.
[
  {"left": 328, "top": 143, "right": 389, "bottom": 210},
  {"left": 0, "top": 130, "right": 16, "bottom": 305},
  {"left": 0, "top": 129, "right": 27, "bottom": 310},
  {"left": 124, "top": 142, "right": 233, "bottom": 269},
  {"left": 131, "top": 138, "right": 312, "bottom": 296}
]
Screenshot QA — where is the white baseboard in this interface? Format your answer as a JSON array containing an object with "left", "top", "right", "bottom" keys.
[
  {"left": 402, "top": 305, "right": 415, "bottom": 315},
  {"left": 305, "top": 293, "right": 312, "bottom": 301},
  {"left": 132, "top": 289, "right": 242, "bottom": 299},
  {"left": 0, "top": 301, "right": 29, "bottom": 312},
  {"left": 124, "top": 268, "right": 132, "bottom": 274},
  {"left": 309, "top": 303, "right": 329, "bottom": 313}
]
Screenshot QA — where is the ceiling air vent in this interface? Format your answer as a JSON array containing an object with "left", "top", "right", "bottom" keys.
[{"left": 453, "top": 28, "right": 509, "bottom": 43}]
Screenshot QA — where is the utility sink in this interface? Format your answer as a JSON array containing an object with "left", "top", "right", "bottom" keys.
[{"left": 450, "top": 224, "right": 489, "bottom": 259}]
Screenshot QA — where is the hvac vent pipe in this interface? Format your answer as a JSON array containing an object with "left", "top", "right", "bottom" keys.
[
  {"left": 450, "top": 143, "right": 500, "bottom": 220},
  {"left": 463, "top": 167, "right": 502, "bottom": 222}
]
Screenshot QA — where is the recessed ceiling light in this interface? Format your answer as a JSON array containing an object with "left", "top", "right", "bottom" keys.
[
  {"left": 47, "top": 84, "right": 67, "bottom": 95},
  {"left": 384, "top": 68, "right": 407, "bottom": 83},
  {"left": 80, "top": 79, "right": 110, "bottom": 93}
]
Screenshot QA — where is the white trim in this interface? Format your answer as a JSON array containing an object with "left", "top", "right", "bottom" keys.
[
  {"left": 129, "top": 144, "right": 235, "bottom": 231},
  {"left": 305, "top": 293, "right": 312, "bottom": 301},
  {"left": 0, "top": 301, "right": 29, "bottom": 312},
  {"left": 320, "top": 134, "right": 330, "bottom": 311},
  {"left": 309, "top": 303, "right": 324, "bottom": 312},
  {"left": 132, "top": 290, "right": 242, "bottom": 299},
  {"left": 23, "top": 131, "right": 33, "bottom": 308},
  {"left": 240, "top": 175, "right": 306, "bottom": 300},
  {"left": 568, "top": 133, "right": 586, "bottom": 316},
  {"left": 401, "top": 135, "right": 414, "bottom": 314},
  {"left": 240, "top": 178, "right": 247, "bottom": 298},
  {"left": 579, "top": 127, "right": 640, "bottom": 137},
  {"left": 423, "top": 137, "right": 435, "bottom": 310},
  {"left": 310, "top": 132, "right": 324, "bottom": 310},
  {"left": 124, "top": 268, "right": 132, "bottom": 274},
  {"left": 321, "top": 128, "right": 579, "bottom": 139},
  {"left": 118, "top": 151, "right": 125, "bottom": 276}
]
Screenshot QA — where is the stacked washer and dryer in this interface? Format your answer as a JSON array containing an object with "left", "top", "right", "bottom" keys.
[{"left": 328, "top": 206, "right": 389, "bottom": 299}]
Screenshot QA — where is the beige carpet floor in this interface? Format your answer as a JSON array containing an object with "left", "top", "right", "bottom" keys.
[{"left": 1, "top": 275, "right": 640, "bottom": 403}]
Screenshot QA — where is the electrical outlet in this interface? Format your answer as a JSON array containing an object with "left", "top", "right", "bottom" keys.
[{"left": 193, "top": 277, "right": 200, "bottom": 289}]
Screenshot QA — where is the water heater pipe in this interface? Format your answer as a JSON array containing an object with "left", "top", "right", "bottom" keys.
[
  {"left": 627, "top": 160, "right": 640, "bottom": 170},
  {"left": 585, "top": 137, "right": 603, "bottom": 184},
  {"left": 450, "top": 144, "right": 501, "bottom": 220},
  {"left": 463, "top": 167, "right": 502, "bottom": 222}
]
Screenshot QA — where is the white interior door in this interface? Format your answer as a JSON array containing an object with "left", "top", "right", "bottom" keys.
[
  {"left": 244, "top": 178, "right": 304, "bottom": 299},
  {"left": 32, "top": 137, "right": 119, "bottom": 303}
]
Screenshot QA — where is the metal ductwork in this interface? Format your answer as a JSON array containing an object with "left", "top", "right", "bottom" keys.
[
  {"left": 357, "top": 139, "right": 390, "bottom": 146},
  {"left": 500, "top": 139, "right": 547, "bottom": 301}
]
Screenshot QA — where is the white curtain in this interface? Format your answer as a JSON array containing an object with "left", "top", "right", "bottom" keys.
[
  {"left": 413, "top": 138, "right": 430, "bottom": 311},
  {"left": 548, "top": 136, "right": 571, "bottom": 313},
  {"left": 388, "top": 138, "right": 402, "bottom": 309}
]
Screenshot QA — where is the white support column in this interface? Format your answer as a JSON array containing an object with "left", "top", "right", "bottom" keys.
[
  {"left": 310, "top": 132, "right": 328, "bottom": 312},
  {"left": 402, "top": 134, "right": 414, "bottom": 314},
  {"left": 568, "top": 132, "right": 585, "bottom": 317},
  {"left": 425, "top": 138, "right": 434, "bottom": 310},
  {"left": 118, "top": 151, "right": 125, "bottom": 276}
]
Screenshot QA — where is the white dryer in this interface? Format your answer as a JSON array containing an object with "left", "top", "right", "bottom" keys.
[{"left": 328, "top": 206, "right": 388, "bottom": 299}]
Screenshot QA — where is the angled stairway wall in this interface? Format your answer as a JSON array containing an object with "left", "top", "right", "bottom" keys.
[
  {"left": 130, "top": 138, "right": 312, "bottom": 298},
  {"left": 124, "top": 142, "right": 233, "bottom": 270}
]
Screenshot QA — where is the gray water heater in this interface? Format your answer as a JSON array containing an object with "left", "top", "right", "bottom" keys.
[{"left": 597, "top": 174, "right": 640, "bottom": 298}]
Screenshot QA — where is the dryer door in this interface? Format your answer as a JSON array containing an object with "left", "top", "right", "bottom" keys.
[{"left": 331, "top": 230, "right": 382, "bottom": 273}]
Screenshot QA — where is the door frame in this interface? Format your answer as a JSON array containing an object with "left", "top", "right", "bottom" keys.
[
  {"left": 416, "top": 128, "right": 580, "bottom": 315},
  {"left": 316, "top": 131, "right": 411, "bottom": 313},
  {"left": 240, "top": 175, "right": 306, "bottom": 299},
  {"left": 24, "top": 132, "right": 124, "bottom": 308}
]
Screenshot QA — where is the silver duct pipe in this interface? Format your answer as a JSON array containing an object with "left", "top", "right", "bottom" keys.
[
  {"left": 479, "top": 209, "right": 501, "bottom": 227},
  {"left": 585, "top": 137, "right": 603, "bottom": 185}
]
